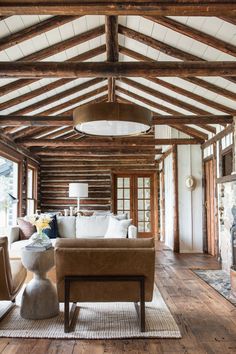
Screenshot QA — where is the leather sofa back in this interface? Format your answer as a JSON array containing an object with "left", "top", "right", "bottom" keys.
[{"left": 55, "top": 238, "right": 155, "bottom": 303}]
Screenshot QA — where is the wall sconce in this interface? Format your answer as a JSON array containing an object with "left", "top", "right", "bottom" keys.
[{"left": 185, "top": 176, "right": 197, "bottom": 191}]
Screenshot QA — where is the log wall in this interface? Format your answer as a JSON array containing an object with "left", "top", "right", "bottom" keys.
[{"left": 39, "top": 157, "right": 157, "bottom": 213}]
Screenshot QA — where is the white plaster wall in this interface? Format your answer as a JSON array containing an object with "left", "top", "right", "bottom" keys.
[
  {"left": 178, "top": 145, "right": 203, "bottom": 253},
  {"left": 164, "top": 153, "right": 174, "bottom": 250}
]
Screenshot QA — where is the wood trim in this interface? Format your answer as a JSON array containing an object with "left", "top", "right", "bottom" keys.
[
  {"left": 216, "top": 174, "right": 236, "bottom": 183},
  {"left": 202, "top": 125, "right": 234, "bottom": 149},
  {"left": 172, "top": 145, "right": 179, "bottom": 253}
]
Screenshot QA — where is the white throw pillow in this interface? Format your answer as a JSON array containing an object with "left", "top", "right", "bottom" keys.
[
  {"left": 76, "top": 214, "right": 110, "bottom": 238},
  {"left": 104, "top": 217, "right": 132, "bottom": 238},
  {"left": 57, "top": 216, "right": 76, "bottom": 238}
]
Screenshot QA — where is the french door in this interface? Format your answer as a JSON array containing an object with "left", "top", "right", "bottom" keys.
[{"left": 113, "top": 172, "right": 157, "bottom": 238}]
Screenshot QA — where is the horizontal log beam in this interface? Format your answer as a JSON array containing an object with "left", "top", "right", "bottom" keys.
[
  {"left": 32, "top": 149, "right": 157, "bottom": 157},
  {"left": 153, "top": 115, "right": 234, "bottom": 125},
  {"left": 0, "top": 2, "right": 235, "bottom": 16},
  {"left": 18, "top": 138, "right": 199, "bottom": 147},
  {"left": 0, "top": 116, "right": 73, "bottom": 126},
  {"left": 1, "top": 61, "right": 236, "bottom": 78},
  {"left": 18, "top": 138, "right": 159, "bottom": 146}
]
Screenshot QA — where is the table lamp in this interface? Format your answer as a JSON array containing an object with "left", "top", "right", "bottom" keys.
[{"left": 69, "top": 183, "right": 88, "bottom": 211}]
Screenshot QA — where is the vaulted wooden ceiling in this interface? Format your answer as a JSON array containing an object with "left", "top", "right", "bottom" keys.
[{"left": 0, "top": 1, "right": 236, "bottom": 162}]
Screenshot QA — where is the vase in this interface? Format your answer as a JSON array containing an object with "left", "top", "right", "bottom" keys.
[{"left": 31, "top": 231, "right": 50, "bottom": 245}]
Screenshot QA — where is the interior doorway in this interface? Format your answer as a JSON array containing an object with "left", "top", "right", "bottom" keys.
[
  {"left": 113, "top": 172, "right": 158, "bottom": 238},
  {"left": 204, "top": 159, "right": 217, "bottom": 256}
]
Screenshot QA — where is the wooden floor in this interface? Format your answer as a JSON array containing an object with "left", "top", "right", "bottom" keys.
[{"left": 1, "top": 242, "right": 236, "bottom": 354}]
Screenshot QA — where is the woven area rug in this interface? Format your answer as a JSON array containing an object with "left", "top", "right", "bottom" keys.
[
  {"left": 193, "top": 269, "right": 236, "bottom": 306},
  {"left": 0, "top": 286, "right": 181, "bottom": 339}
]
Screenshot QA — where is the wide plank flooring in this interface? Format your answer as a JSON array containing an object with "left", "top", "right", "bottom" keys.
[{"left": 1, "top": 242, "right": 236, "bottom": 354}]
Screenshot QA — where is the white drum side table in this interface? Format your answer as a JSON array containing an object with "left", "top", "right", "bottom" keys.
[{"left": 20, "top": 247, "right": 59, "bottom": 320}]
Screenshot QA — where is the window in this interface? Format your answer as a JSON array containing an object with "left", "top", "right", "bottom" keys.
[
  {"left": 27, "top": 165, "right": 37, "bottom": 215},
  {"left": 222, "top": 149, "right": 233, "bottom": 177},
  {"left": 0, "top": 156, "right": 18, "bottom": 236}
]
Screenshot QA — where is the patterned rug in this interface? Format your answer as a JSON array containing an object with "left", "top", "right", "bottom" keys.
[
  {"left": 193, "top": 269, "right": 236, "bottom": 306},
  {"left": 0, "top": 286, "right": 181, "bottom": 339}
]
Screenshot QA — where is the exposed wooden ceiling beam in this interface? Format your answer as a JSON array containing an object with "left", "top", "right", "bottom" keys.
[
  {"left": 116, "top": 94, "right": 208, "bottom": 141},
  {"left": 119, "top": 25, "right": 236, "bottom": 86},
  {"left": 1, "top": 114, "right": 233, "bottom": 128},
  {"left": 118, "top": 78, "right": 216, "bottom": 133},
  {"left": 105, "top": 15, "right": 118, "bottom": 102},
  {"left": 218, "top": 17, "right": 236, "bottom": 26},
  {"left": 9, "top": 78, "right": 106, "bottom": 116},
  {"left": 119, "top": 77, "right": 215, "bottom": 116},
  {"left": 35, "top": 86, "right": 107, "bottom": 116},
  {"left": 119, "top": 24, "right": 198, "bottom": 62},
  {"left": 30, "top": 148, "right": 159, "bottom": 157},
  {"left": 0, "top": 1, "right": 235, "bottom": 16},
  {"left": 9, "top": 94, "right": 107, "bottom": 139},
  {"left": 0, "top": 116, "right": 73, "bottom": 126},
  {"left": 145, "top": 16, "right": 236, "bottom": 59},
  {"left": 17, "top": 138, "right": 201, "bottom": 147},
  {"left": 1, "top": 61, "right": 236, "bottom": 78},
  {"left": 0, "top": 15, "right": 81, "bottom": 52},
  {"left": 0, "top": 45, "right": 106, "bottom": 110},
  {"left": 0, "top": 25, "right": 105, "bottom": 97},
  {"left": 119, "top": 46, "right": 236, "bottom": 105},
  {"left": 153, "top": 115, "right": 233, "bottom": 125}
]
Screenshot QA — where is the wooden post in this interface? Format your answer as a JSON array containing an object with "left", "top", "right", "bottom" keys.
[
  {"left": 233, "top": 116, "right": 236, "bottom": 173},
  {"left": 172, "top": 145, "right": 179, "bottom": 253}
]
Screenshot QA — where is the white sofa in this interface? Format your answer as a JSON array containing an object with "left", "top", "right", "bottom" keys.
[{"left": 8, "top": 215, "right": 138, "bottom": 258}]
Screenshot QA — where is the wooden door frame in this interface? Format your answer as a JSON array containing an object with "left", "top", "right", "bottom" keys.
[
  {"left": 159, "top": 168, "right": 165, "bottom": 242},
  {"left": 202, "top": 151, "right": 219, "bottom": 257},
  {"left": 112, "top": 170, "right": 158, "bottom": 238}
]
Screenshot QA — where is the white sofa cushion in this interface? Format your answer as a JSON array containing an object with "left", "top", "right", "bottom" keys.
[
  {"left": 57, "top": 216, "right": 76, "bottom": 238},
  {"left": 76, "top": 214, "right": 110, "bottom": 238},
  {"left": 10, "top": 239, "right": 57, "bottom": 259},
  {"left": 104, "top": 217, "right": 132, "bottom": 238}
]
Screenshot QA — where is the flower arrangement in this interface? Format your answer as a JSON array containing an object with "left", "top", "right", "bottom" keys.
[{"left": 28, "top": 215, "right": 52, "bottom": 241}]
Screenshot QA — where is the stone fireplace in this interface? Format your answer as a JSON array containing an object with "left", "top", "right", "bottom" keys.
[{"left": 218, "top": 181, "right": 236, "bottom": 271}]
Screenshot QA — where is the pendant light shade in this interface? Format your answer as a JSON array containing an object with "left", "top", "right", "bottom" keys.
[{"left": 73, "top": 102, "right": 152, "bottom": 137}]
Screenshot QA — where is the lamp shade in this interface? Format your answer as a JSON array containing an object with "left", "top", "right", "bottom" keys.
[
  {"left": 69, "top": 183, "right": 88, "bottom": 198},
  {"left": 73, "top": 102, "right": 152, "bottom": 137}
]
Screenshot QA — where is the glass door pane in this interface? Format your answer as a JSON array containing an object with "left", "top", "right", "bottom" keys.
[
  {"left": 137, "top": 177, "right": 151, "bottom": 233},
  {"left": 116, "top": 177, "right": 131, "bottom": 218}
]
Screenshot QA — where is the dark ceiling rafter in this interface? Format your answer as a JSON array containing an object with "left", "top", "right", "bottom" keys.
[
  {"left": 145, "top": 16, "right": 236, "bottom": 59},
  {"left": 120, "top": 45, "right": 236, "bottom": 105},
  {"left": 9, "top": 78, "right": 106, "bottom": 116},
  {"left": 0, "top": 25, "right": 105, "bottom": 97},
  {"left": 0, "top": 1, "right": 235, "bottom": 17},
  {"left": 119, "top": 24, "right": 236, "bottom": 87},
  {"left": 21, "top": 95, "right": 108, "bottom": 141},
  {"left": 116, "top": 95, "right": 208, "bottom": 141},
  {"left": 0, "top": 15, "right": 81, "bottom": 52},
  {"left": 119, "top": 78, "right": 217, "bottom": 132},
  {"left": 7, "top": 88, "right": 107, "bottom": 140},
  {"left": 0, "top": 46, "right": 106, "bottom": 111}
]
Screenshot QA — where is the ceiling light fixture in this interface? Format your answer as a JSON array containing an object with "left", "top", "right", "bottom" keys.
[{"left": 73, "top": 102, "right": 152, "bottom": 137}]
